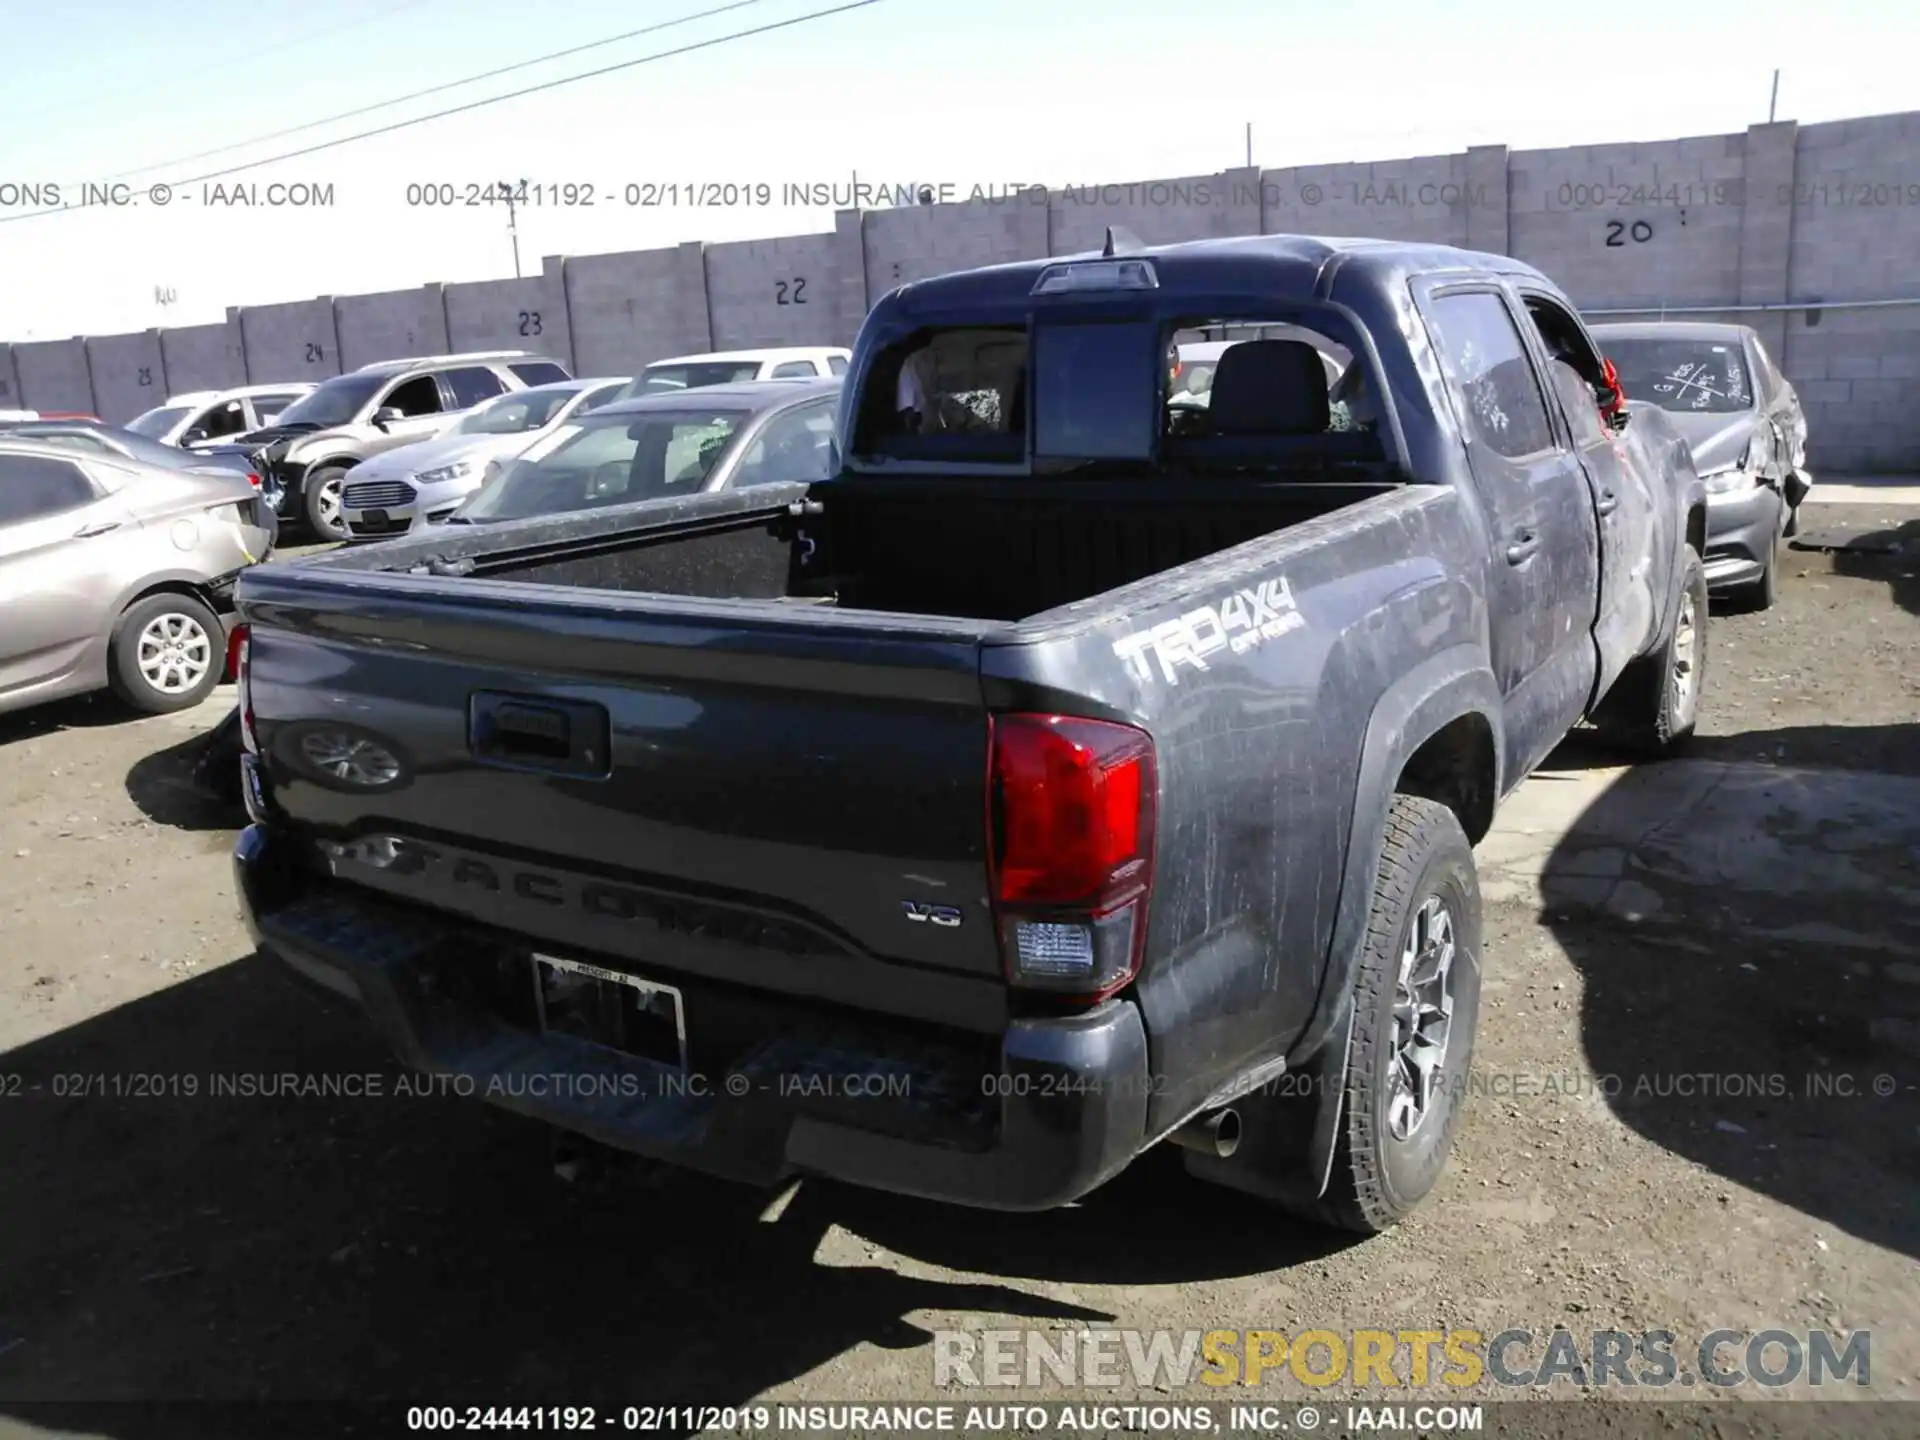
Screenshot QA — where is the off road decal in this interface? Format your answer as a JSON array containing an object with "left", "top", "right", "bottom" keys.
[{"left": 1112, "top": 575, "right": 1305, "bottom": 686}]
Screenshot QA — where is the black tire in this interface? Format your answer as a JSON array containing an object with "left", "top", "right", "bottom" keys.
[
  {"left": 1590, "top": 545, "right": 1707, "bottom": 757},
  {"left": 1292, "top": 795, "right": 1483, "bottom": 1234},
  {"left": 302, "top": 463, "right": 352, "bottom": 541},
  {"left": 108, "top": 593, "right": 225, "bottom": 715},
  {"left": 1739, "top": 532, "right": 1780, "bottom": 612}
]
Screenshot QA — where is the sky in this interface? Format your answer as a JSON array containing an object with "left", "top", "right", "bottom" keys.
[{"left": 2, "top": 0, "right": 1918, "bottom": 342}]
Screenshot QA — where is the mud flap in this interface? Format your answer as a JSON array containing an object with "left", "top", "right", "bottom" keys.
[
  {"left": 1178, "top": 997, "right": 1355, "bottom": 1207},
  {"left": 1784, "top": 470, "right": 1811, "bottom": 510}
]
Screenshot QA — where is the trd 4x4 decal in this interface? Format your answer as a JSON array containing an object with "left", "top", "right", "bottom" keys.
[{"left": 1112, "top": 575, "right": 1305, "bottom": 686}]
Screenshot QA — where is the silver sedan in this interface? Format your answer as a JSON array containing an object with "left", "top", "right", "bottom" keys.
[{"left": 0, "top": 437, "right": 274, "bottom": 717}]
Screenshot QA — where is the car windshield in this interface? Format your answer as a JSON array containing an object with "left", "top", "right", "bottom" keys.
[
  {"left": 454, "top": 408, "right": 748, "bottom": 522},
  {"left": 636, "top": 361, "right": 761, "bottom": 394},
  {"left": 1604, "top": 338, "right": 1753, "bottom": 414},
  {"left": 270, "top": 374, "right": 385, "bottom": 428},
  {"left": 125, "top": 405, "right": 192, "bottom": 438},
  {"left": 451, "top": 387, "right": 578, "bottom": 436}
]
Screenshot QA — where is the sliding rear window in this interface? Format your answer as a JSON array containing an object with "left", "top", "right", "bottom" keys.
[{"left": 852, "top": 326, "right": 1027, "bottom": 463}]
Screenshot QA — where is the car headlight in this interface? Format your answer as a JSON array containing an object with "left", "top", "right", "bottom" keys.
[{"left": 415, "top": 460, "right": 474, "bottom": 486}]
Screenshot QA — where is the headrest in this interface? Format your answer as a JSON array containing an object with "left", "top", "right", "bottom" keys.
[{"left": 1207, "top": 340, "right": 1332, "bottom": 435}]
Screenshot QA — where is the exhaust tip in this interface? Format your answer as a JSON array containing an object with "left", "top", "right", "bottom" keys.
[
  {"left": 1169, "top": 1106, "right": 1242, "bottom": 1160},
  {"left": 1212, "top": 1107, "right": 1242, "bottom": 1159}
]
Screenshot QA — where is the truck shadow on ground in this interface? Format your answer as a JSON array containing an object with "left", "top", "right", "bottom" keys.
[
  {"left": 1536, "top": 730, "right": 1920, "bottom": 1262},
  {"left": 0, "top": 955, "right": 1345, "bottom": 1433},
  {"left": 123, "top": 728, "right": 241, "bottom": 833}
]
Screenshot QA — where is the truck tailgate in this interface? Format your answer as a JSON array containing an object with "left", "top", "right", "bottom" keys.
[{"left": 240, "top": 572, "right": 1012, "bottom": 1031}]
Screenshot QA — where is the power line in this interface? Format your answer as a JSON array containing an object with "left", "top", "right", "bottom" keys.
[
  {"left": 0, "top": 0, "right": 442, "bottom": 127},
  {"left": 0, "top": 0, "right": 888, "bottom": 227},
  {"left": 108, "top": 0, "right": 779, "bottom": 182}
]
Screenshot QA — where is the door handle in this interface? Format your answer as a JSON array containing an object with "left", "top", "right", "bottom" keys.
[
  {"left": 73, "top": 520, "right": 121, "bottom": 538},
  {"left": 1505, "top": 531, "right": 1541, "bottom": 565},
  {"left": 1595, "top": 489, "right": 1619, "bottom": 516}
]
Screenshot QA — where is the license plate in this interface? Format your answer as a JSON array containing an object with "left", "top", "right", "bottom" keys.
[
  {"left": 531, "top": 953, "right": 686, "bottom": 1070},
  {"left": 363, "top": 508, "right": 390, "bottom": 525}
]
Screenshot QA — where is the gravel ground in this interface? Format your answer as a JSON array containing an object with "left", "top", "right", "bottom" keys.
[{"left": 0, "top": 545, "right": 1915, "bottom": 1428}]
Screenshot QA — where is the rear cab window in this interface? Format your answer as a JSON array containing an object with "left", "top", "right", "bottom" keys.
[{"left": 848, "top": 301, "right": 1383, "bottom": 472}]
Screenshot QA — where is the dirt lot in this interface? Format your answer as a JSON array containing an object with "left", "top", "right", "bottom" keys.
[{"left": 0, "top": 536, "right": 1916, "bottom": 1432}]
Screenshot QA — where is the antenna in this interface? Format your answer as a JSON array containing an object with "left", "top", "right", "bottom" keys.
[
  {"left": 1767, "top": 68, "right": 1781, "bottom": 123},
  {"left": 1102, "top": 225, "right": 1144, "bottom": 257}
]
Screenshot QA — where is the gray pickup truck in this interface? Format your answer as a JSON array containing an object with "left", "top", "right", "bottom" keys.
[{"left": 231, "top": 233, "right": 1706, "bottom": 1233}]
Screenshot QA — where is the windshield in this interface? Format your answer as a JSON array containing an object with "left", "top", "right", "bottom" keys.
[
  {"left": 270, "top": 374, "right": 385, "bottom": 428},
  {"left": 1603, "top": 338, "right": 1753, "bottom": 414},
  {"left": 452, "top": 387, "right": 578, "bottom": 436},
  {"left": 455, "top": 409, "right": 747, "bottom": 522},
  {"left": 125, "top": 405, "right": 192, "bottom": 438},
  {"left": 636, "top": 361, "right": 761, "bottom": 394}
]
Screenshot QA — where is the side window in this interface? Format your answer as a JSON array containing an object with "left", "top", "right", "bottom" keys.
[
  {"left": 199, "top": 400, "right": 248, "bottom": 438},
  {"left": 827, "top": 355, "right": 848, "bottom": 377},
  {"left": 731, "top": 404, "right": 838, "bottom": 488},
  {"left": 381, "top": 375, "right": 444, "bottom": 417},
  {"left": 1549, "top": 361, "right": 1609, "bottom": 449},
  {"left": 769, "top": 360, "right": 817, "bottom": 379},
  {"left": 1426, "top": 292, "right": 1556, "bottom": 459},
  {"left": 577, "top": 384, "right": 626, "bottom": 413},
  {"left": 442, "top": 367, "right": 508, "bottom": 410},
  {"left": 0, "top": 453, "right": 98, "bottom": 523},
  {"left": 251, "top": 392, "right": 302, "bottom": 425},
  {"left": 510, "top": 361, "right": 572, "bottom": 386}
]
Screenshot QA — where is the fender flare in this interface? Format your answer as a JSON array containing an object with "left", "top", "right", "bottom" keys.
[
  {"left": 1279, "top": 646, "right": 1502, "bottom": 1202},
  {"left": 286, "top": 452, "right": 360, "bottom": 499}
]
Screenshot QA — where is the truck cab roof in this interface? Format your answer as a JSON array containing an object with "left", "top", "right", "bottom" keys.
[{"left": 879, "top": 233, "right": 1557, "bottom": 316}]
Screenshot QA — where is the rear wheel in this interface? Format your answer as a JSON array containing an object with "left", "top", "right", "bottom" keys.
[
  {"left": 1591, "top": 545, "right": 1707, "bottom": 757},
  {"left": 1291, "top": 795, "right": 1482, "bottom": 1234},
  {"left": 303, "top": 464, "right": 351, "bottom": 541},
  {"left": 108, "top": 593, "right": 224, "bottom": 714}
]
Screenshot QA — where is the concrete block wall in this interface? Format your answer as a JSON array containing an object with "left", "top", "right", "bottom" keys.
[
  {"left": 334, "top": 285, "right": 450, "bottom": 370},
  {"left": 160, "top": 322, "right": 242, "bottom": 395},
  {"left": 14, "top": 111, "right": 1920, "bottom": 470},
  {"left": 236, "top": 296, "right": 342, "bottom": 385}
]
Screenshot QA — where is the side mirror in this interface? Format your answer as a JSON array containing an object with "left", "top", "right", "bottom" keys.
[
  {"left": 180, "top": 427, "right": 207, "bottom": 446},
  {"left": 371, "top": 407, "right": 404, "bottom": 430}
]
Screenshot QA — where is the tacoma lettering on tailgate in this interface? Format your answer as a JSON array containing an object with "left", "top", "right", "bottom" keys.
[{"left": 1112, "top": 575, "right": 1305, "bottom": 686}]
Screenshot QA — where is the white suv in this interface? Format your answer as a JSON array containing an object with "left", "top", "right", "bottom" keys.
[
  {"left": 127, "top": 384, "right": 317, "bottom": 449},
  {"left": 631, "top": 347, "right": 849, "bottom": 395}
]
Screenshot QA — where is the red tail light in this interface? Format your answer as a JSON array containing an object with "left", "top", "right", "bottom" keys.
[
  {"left": 987, "top": 714, "right": 1157, "bottom": 1002},
  {"left": 245, "top": 471, "right": 262, "bottom": 490},
  {"left": 231, "top": 625, "right": 258, "bottom": 753}
]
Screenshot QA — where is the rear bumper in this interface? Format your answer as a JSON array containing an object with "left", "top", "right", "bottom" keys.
[{"left": 234, "top": 822, "right": 1150, "bottom": 1210}]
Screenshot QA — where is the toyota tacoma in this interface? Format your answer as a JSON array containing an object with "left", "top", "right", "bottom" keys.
[{"left": 231, "top": 233, "right": 1706, "bottom": 1232}]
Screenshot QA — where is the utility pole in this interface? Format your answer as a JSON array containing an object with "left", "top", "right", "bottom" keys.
[
  {"left": 499, "top": 177, "right": 525, "bottom": 278},
  {"left": 1768, "top": 69, "right": 1780, "bottom": 123},
  {"left": 1245, "top": 121, "right": 1253, "bottom": 168}
]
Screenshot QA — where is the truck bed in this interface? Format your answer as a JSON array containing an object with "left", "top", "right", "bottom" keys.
[
  {"left": 235, "top": 470, "right": 1405, "bottom": 1052},
  {"left": 306, "top": 471, "right": 1403, "bottom": 624}
]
